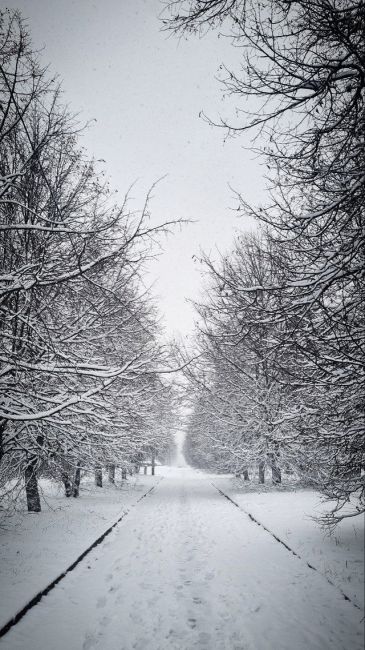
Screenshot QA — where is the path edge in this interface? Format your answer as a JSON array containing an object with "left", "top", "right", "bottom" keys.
[
  {"left": 211, "top": 482, "right": 362, "bottom": 613},
  {"left": 0, "top": 479, "right": 162, "bottom": 640}
]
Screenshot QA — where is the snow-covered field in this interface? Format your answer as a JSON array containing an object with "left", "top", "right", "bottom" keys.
[{"left": 0, "top": 466, "right": 363, "bottom": 650}]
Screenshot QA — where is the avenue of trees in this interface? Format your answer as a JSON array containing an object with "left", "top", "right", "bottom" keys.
[
  {"left": 167, "top": 0, "right": 364, "bottom": 526},
  {"left": 0, "top": 10, "right": 177, "bottom": 513}
]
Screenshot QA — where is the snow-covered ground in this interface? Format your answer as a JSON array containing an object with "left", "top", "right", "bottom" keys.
[
  {"left": 213, "top": 476, "right": 364, "bottom": 610},
  {"left": 0, "top": 466, "right": 363, "bottom": 650},
  {"left": 0, "top": 473, "right": 158, "bottom": 631}
]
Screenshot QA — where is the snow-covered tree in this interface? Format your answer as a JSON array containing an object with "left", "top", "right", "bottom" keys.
[
  {"left": 181, "top": 233, "right": 296, "bottom": 482},
  {"left": 166, "top": 0, "right": 364, "bottom": 526},
  {"left": 0, "top": 11, "right": 178, "bottom": 511}
]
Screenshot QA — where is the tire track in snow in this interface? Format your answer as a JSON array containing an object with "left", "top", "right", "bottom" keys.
[
  {"left": 212, "top": 483, "right": 362, "bottom": 613},
  {"left": 0, "top": 480, "right": 162, "bottom": 640}
]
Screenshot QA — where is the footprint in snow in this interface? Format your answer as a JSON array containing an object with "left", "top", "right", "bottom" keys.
[{"left": 96, "top": 596, "right": 107, "bottom": 609}]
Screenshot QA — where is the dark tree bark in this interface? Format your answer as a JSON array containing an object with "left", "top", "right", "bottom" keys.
[
  {"left": 121, "top": 467, "right": 127, "bottom": 480},
  {"left": 235, "top": 467, "right": 249, "bottom": 480},
  {"left": 151, "top": 448, "right": 155, "bottom": 476},
  {"left": 108, "top": 465, "right": 115, "bottom": 484},
  {"left": 25, "top": 459, "right": 41, "bottom": 512},
  {"left": 269, "top": 449, "right": 282, "bottom": 484},
  {"left": 73, "top": 462, "right": 81, "bottom": 497},
  {"left": 95, "top": 466, "right": 103, "bottom": 487},
  {"left": 62, "top": 472, "right": 73, "bottom": 497},
  {"left": 259, "top": 461, "right": 265, "bottom": 484},
  {"left": 271, "top": 463, "right": 282, "bottom": 485},
  {"left": 0, "top": 420, "right": 6, "bottom": 463}
]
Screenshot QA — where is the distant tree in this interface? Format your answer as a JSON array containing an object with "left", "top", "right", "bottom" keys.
[{"left": 181, "top": 233, "right": 298, "bottom": 482}]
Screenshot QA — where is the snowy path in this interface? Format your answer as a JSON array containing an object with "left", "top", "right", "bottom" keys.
[{"left": 1, "top": 469, "right": 363, "bottom": 650}]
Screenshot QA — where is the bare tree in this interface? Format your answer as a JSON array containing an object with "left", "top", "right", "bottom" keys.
[
  {"left": 0, "top": 11, "right": 179, "bottom": 510},
  {"left": 165, "top": 0, "right": 364, "bottom": 525},
  {"left": 181, "top": 233, "right": 298, "bottom": 482}
]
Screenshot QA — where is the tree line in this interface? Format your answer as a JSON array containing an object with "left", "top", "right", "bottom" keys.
[
  {"left": 166, "top": 0, "right": 364, "bottom": 527},
  {"left": 0, "top": 10, "right": 177, "bottom": 513}
]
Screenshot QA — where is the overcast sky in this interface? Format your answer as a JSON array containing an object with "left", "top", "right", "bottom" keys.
[{"left": 6, "top": 0, "right": 264, "bottom": 338}]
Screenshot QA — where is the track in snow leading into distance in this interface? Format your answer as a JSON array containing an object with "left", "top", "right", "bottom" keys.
[{"left": 1, "top": 468, "right": 363, "bottom": 650}]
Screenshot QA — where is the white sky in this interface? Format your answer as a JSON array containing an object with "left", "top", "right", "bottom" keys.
[{"left": 6, "top": 0, "right": 263, "bottom": 338}]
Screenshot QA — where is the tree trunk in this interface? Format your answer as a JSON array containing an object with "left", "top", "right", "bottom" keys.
[
  {"left": 24, "top": 459, "right": 41, "bottom": 512},
  {"left": 144, "top": 465, "right": 147, "bottom": 475},
  {"left": 151, "top": 448, "right": 155, "bottom": 476},
  {"left": 62, "top": 472, "right": 73, "bottom": 497},
  {"left": 108, "top": 464, "right": 115, "bottom": 484},
  {"left": 258, "top": 461, "right": 265, "bottom": 484},
  {"left": 269, "top": 449, "right": 281, "bottom": 484},
  {"left": 272, "top": 463, "right": 282, "bottom": 484},
  {"left": 121, "top": 467, "right": 127, "bottom": 480},
  {"left": 95, "top": 466, "right": 103, "bottom": 487},
  {"left": 73, "top": 462, "right": 81, "bottom": 497},
  {"left": 0, "top": 419, "right": 6, "bottom": 463},
  {"left": 243, "top": 468, "right": 249, "bottom": 481}
]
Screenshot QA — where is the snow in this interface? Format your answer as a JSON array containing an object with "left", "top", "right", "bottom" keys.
[
  {"left": 213, "top": 478, "right": 364, "bottom": 610},
  {"left": 0, "top": 467, "right": 363, "bottom": 650},
  {"left": 174, "top": 430, "right": 188, "bottom": 467},
  {"left": 0, "top": 473, "right": 158, "bottom": 630}
]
